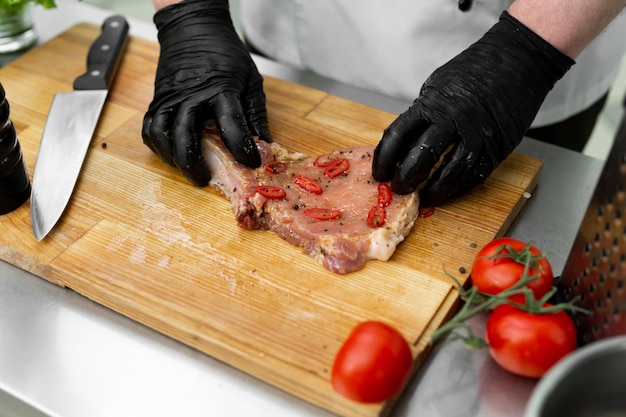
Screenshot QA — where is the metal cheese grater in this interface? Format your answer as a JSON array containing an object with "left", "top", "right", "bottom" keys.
[{"left": 558, "top": 105, "right": 626, "bottom": 345}]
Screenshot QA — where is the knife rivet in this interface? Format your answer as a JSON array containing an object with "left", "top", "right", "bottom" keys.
[
  {"left": 91, "top": 70, "right": 102, "bottom": 77},
  {"left": 101, "top": 44, "right": 111, "bottom": 51}
]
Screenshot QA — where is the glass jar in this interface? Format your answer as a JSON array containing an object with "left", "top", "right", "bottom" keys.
[{"left": 0, "top": 3, "right": 37, "bottom": 54}]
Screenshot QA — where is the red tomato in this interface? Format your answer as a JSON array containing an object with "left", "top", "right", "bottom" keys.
[
  {"left": 294, "top": 174, "right": 323, "bottom": 195},
  {"left": 377, "top": 183, "right": 392, "bottom": 208},
  {"left": 366, "top": 206, "right": 386, "bottom": 228},
  {"left": 332, "top": 321, "right": 413, "bottom": 403},
  {"left": 486, "top": 303, "right": 577, "bottom": 378},
  {"left": 471, "top": 237, "right": 553, "bottom": 298},
  {"left": 254, "top": 185, "right": 286, "bottom": 199},
  {"left": 323, "top": 158, "right": 349, "bottom": 178},
  {"left": 303, "top": 207, "right": 341, "bottom": 220}
]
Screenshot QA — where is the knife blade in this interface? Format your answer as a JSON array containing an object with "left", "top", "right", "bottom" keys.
[{"left": 30, "top": 15, "right": 129, "bottom": 241}]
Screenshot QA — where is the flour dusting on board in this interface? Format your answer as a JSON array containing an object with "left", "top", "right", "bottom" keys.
[
  {"left": 137, "top": 181, "right": 193, "bottom": 247},
  {"left": 130, "top": 245, "right": 147, "bottom": 264},
  {"left": 221, "top": 271, "right": 238, "bottom": 296},
  {"left": 107, "top": 233, "right": 128, "bottom": 252},
  {"left": 112, "top": 182, "right": 247, "bottom": 273},
  {"left": 157, "top": 256, "right": 171, "bottom": 268}
]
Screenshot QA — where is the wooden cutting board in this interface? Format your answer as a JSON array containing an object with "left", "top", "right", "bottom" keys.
[{"left": 0, "top": 24, "right": 541, "bottom": 416}]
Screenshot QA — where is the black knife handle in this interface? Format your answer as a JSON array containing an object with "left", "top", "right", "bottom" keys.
[{"left": 73, "top": 15, "right": 130, "bottom": 91}]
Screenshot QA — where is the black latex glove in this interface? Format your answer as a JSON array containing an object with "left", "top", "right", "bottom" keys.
[
  {"left": 372, "top": 11, "right": 574, "bottom": 207},
  {"left": 142, "top": 0, "right": 271, "bottom": 186}
]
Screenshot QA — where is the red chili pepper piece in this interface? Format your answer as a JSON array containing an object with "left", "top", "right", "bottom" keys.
[
  {"left": 377, "top": 183, "right": 392, "bottom": 207},
  {"left": 303, "top": 207, "right": 341, "bottom": 220},
  {"left": 323, "top": 158, "right": 349, "bottom": 178},
  {"left": 294, "top": 174, "right": 323, "bottom": 195},
  {"left": 255, "top": 185, "right": 286, "bottom": 199},
  {"left": 367, "top": 206, "right": 386, "bottom": 228},
  {"left": 313, "top": 154, "right": 338, "bottom": 168},
  {"left": 418, "top": 207, "right": 435, "bottom": 218},
  {"left": 263, "top": 161, "right": 286, "bottom": 174}
]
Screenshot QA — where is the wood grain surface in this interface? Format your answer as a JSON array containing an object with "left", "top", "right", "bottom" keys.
[{"left": 0, "top": 24, "right": 542, "bottom": 417}]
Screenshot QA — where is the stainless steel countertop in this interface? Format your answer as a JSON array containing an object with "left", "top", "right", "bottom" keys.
[{"left": 0, "top": 2, "right": 605, "bottom": 416}]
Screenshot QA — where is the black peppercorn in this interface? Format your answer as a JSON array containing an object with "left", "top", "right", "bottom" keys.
[{"left": 0, "top": 82, "right": 31, "bottom": 215}]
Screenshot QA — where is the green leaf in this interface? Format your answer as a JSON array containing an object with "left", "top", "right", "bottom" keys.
[
  {"left": 0, "top": 0, "right": 57, "bottom": 12},
  {"left": 37, "top": 0, "right": 58, "bottom": 9}
]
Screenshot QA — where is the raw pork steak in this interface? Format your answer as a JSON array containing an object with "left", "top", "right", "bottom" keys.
[{"left": 202, "top": 130, "right": 420, "bottom": 274}]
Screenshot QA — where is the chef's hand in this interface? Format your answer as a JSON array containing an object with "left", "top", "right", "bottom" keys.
[
  {"left": 372, "top": 11, "right": 574, "bottom": 207},
  {"left": 142, "top": 0, "right": 271, "bottom": 186}
]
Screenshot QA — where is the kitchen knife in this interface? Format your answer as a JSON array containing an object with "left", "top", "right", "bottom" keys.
[{"left": 30, "top": 15, "right": 129, "bottom": 241}]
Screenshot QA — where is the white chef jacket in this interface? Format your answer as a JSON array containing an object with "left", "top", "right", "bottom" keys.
[{"left": 239, "top": 0, "right": 626, "bottom": 127}]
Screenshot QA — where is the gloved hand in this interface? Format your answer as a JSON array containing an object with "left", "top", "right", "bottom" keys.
[
  {"left": 142, "top": 0, "right": 271, "bottom": 186},
  {"left": 372, "top": 11, "right": 574, "bottom": 207}
]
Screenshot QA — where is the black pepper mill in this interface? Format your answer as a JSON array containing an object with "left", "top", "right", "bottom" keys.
[{"left": 0, "top": 82, "right": 31, "bottom": 215}]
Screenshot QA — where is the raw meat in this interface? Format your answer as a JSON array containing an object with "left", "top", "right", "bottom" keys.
[{"left": 202, "top": 129, "right": 420, "bottom": 274}]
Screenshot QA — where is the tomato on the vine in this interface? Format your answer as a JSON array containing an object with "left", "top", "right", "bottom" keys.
[
  {"left": 332, "top": 321, "right": 412, "bottom": 403},
  {"left": 485, "top": 303, "right": 577, "bottom": 378},
  {"left": 470, "top": 237, "right": 554, "bottom": 298},
  {"left": 430, "top": 238, "right": 584, "bottom": 379}
]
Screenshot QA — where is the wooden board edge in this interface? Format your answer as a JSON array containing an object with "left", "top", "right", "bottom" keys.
[{"left": 495, "top": 158, "right": 543, "bottom": 238}]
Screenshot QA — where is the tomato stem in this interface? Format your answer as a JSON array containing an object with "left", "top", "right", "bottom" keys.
[
  {"left": 483, "top": 241, "right": 547, "bottom": 269},
  {"left": 509, "top": 287, "right": 589, "bottom": 315},
  {"left": 445, "top": 323, "right": 489, "bottom": 349}
]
